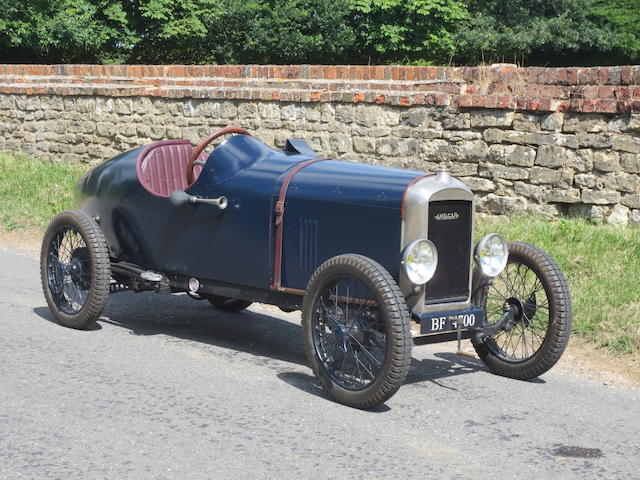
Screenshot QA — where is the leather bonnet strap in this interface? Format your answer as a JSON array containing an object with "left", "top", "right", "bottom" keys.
[{"left": 271, "top": 158, "right": 329, "bottom": 291}]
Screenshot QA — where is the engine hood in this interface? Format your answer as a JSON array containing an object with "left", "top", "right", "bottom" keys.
[{"left": 281, "top": 158, "right": 423, "bottom": 211}]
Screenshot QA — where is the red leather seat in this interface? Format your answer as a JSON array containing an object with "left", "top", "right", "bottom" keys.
[{"left": 136, "top": 140, "right": 206, "bottom": 197}]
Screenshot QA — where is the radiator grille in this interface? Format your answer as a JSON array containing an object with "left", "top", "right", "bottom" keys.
[{"left": 425, "top": 200, "right": 472, "bottom": 304}]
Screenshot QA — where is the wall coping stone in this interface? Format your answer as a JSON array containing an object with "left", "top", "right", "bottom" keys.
[{"left": 1, "top": 64, "right": 639, "bottom": 113}]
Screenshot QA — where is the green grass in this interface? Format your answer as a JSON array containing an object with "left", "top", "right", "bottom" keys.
[
  {"left": 478, "top": 216, "right": 640, "bottom": 355},
  {"left": 1, "top": 152, "right": 639, "bottom": 354},
  {"left": 0, "top": 152, "right": 90, "bottom": 230}
]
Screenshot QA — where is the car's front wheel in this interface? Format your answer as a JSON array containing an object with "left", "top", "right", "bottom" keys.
[
  {"left": 302, "top": 254, "right": 412, "bottom": 409},
  {"left": 40, "top": 210, "right": 111, "bottom": 329},
  {"left": 472, "top": 242, "right": 572, "bottom": 379}
]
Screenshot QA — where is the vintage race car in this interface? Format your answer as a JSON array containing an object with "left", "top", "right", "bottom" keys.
[{"left": 41, "top": 126, "right": 572, "bottom": 409}]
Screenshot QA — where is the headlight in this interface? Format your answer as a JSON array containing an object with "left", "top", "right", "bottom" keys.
[
  {"left": 475, "top": 234, "right": 509, "bottom": 277},
  {"left": 402, "top": 239, "right": 438, "bottom": 285}
]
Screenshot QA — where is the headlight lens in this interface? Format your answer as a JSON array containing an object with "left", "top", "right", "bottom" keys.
[
  {"left": 402, "top": 239, "right": 438, "bottom": 285},
  {"left": 475, "top": 234, "right": 509, "bottom": 277}
]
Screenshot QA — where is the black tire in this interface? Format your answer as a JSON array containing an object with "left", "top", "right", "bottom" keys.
[
  {"left": 40, "top": 210, "right": 111, "bottom": 329},
  {"left": 302, "top": 254, "right": 412, "bottom": 409},
  {"left": 472, "top": 242, "right": 572, "bottom": 379},
  {"left": 207, "top": 295, "right": 253, "bottom": 312}
]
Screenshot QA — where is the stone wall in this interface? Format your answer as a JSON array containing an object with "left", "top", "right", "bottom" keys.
[{"left": 0, "top": 64, "right": 639, "bottom": 225}]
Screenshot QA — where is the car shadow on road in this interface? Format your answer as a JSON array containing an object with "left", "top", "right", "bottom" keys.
[
  {"left": 276, "top": 352, "right": 496, "bottom": 406},
  {"left": 33, "top": 291, "right": 543, "bottom": 405},
  {"left": 406, "top": 352, "right": 545, "bottom": 387},
  {"left": 34, "top": 306, "right": 103, "bottom": 331},
  {"left": 107, "top": 291, "right": 309, "bottom": 366},
  {"left": 276, "top": 371, "right": 392, "bottom": 412},
  {"left": 404, "top": 353, "right": 488, "bottom": 391},
  {"left": 34, "top": 295, "right": 304, "bottom": 364}
]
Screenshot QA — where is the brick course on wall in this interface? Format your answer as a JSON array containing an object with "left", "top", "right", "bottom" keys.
[{"left": 1, "top": 64, "right": 639, "bottom": 225}]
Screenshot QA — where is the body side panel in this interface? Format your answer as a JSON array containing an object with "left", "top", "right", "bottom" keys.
[
  {"left": 79, "top": 136, "right": 426, "bottom": 292},
  {"left": 80, "top": 136, "right": 306, "bottom": 288},
  {"left": 279, "top": 160, "right": 423, "bottom": 290}
]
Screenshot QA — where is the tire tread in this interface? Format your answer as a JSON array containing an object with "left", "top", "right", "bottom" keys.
[
  {"left": 302, "top": 254, "right": 412, "bottom": 409},
  {"left": 40, "top": 210, "right": 111, "bottom": 329},
  {"left": 472, "top": 241, "right": 572, "bottom": 379}
]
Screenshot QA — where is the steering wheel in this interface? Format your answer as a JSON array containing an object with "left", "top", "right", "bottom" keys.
[{"left": 187, "top": 126, "right": 252, "bottom": 184}]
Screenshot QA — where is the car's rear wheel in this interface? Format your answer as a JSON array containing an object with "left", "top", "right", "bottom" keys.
[
  {"left": 40, "top": 210, "right": 111, "bottom": 329},
  {"left": 472, "top": 242, "right": 572, "bottom": 379},
  {"left": 207, "top": 295, "right": 253, "bottom": 312},
  {"left": 302, "top": 254, "right": 412, "bottom": 409}
]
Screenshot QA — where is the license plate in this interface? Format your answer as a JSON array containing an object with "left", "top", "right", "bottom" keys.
[{"left": 419, "top": 306, "right": 485, "bottom": 335}]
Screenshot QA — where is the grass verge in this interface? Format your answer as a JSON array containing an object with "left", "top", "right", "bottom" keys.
[
  {"left": 0, "top": 152, "right": 90, "bottom": 230},
  {"left": 478, "top": 216, "right": 640, "bottom": 355},
  {"left": 1, "top": 152, "right": 639, "bottom": 355}
]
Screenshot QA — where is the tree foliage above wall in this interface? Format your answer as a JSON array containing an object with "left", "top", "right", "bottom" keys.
[
  {"left": 453, "top": 0, "right": 618, "bottom": 65},
  {"left": 592, "top": 0, "right": 640, "bottom": 64},
  {"left": 348, "top": 0, "right": 468, "bottom": 64},
  {"left": 0, "top": 0, "right": 638, "bottom": 65},
  {"left": 0, "top": 0, "right": 132, "bottom": 63},
  {"left": 211, "top": 0, "right": 356, "bottom": 64}
]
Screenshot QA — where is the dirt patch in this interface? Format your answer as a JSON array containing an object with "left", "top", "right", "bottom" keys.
[
  {"left": 555, "top": 336, "right": 640, "bottom": 388},
  {"left": 420, "top": 327, "right": 639, "bottom": 389},
  {"left": 0, "top": 228, "right": 42, "bottom": 256}
]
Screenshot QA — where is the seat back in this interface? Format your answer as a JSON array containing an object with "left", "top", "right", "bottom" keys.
[{"left": 136, "top": 140, "right": 206, "bottom": 197}]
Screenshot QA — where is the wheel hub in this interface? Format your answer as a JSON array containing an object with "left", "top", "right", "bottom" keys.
[
  {"left": 522, "top": 294, "right": 537, "bottom": 326},
  {"left": 326, "top": 312, "right": 350, "bottom": 353},
  {"left": 68, "top": 247, "right": 90, "bottom": 288},
  {"left": 505, "top": 296, "right": 537, "bottom": 328},
  {"left": 505, "top": 297, "right": 523, "bottom": 318},
  {"left": 325, "top": 309, "right": 370, "bottom": 352},
  {"left": 348, "top": 320, "right": 366, "bottom": 347},
  {"left": 67, "top": 258, "right": 83, "bottom": 283}
]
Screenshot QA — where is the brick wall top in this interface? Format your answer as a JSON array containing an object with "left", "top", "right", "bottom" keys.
[{"left": 1, "top": 64, "right": 639, "bottom": 113}]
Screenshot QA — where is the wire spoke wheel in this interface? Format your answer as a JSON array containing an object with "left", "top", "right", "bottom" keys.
[
  {"left": 40, "top": 210, "right": 111, "bottom": 329},
  {"left": 302, "top": 254, "right": 412, "bottom": 409},
  {"left": 312, "top": 276, "right": 386, "bottom": 390},
  {"left": 472, "top": 242, "right": 572, "bottom": 379},
  {"left": 46, "top": 227, "right": 92, "bottom": 314},
  {"left": 483, "top": 262, "right": 549, "bottom": 362}
]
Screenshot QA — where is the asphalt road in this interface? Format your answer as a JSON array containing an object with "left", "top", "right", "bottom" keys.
[{"left": 1, "top": 246, "right": 639, "bottom": 480}]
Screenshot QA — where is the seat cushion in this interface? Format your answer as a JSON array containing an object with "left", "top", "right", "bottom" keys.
[{"left": 136, "top": 140, "right": 206, "bottom": 197}]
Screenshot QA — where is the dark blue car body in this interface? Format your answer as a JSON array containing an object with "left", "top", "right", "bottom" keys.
[
  {"left": 80, "top": 134, "right": 422, "bottom": 296},
  {"left": 39, "top": 128, "right": 572, "bottom": 409}
]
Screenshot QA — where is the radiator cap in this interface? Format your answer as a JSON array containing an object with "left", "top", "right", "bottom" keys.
[{"left": 435, "top": 167, "right": 451, "bottom": 182}]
